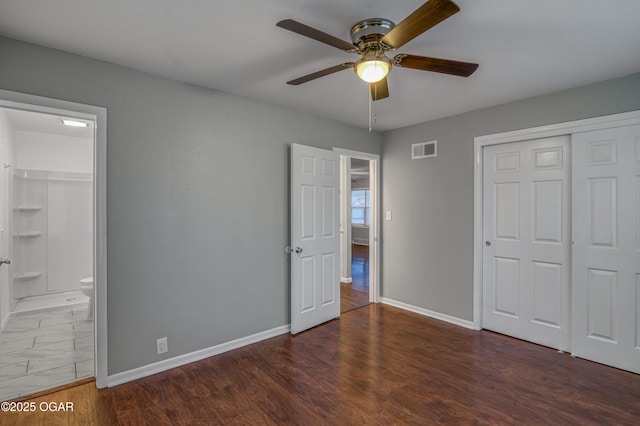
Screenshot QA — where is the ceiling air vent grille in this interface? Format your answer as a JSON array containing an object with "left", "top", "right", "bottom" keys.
[{"left": 412, "top": 140, "right": 437, "bottom": 159}]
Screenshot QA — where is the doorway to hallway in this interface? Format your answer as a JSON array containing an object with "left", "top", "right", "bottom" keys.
[
  {"left": 340, "top": 157, "right": 373, "bottom": 313},
  {"left": 341, "top": 243, "right": 369, "bottom": 313}
]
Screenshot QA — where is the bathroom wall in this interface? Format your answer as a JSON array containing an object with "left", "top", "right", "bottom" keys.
[
  {"left": 0, "top": 109, "right": 16, "bottom": 328},
  {"left": 47, "top": 177, "right": 92, "bottom": 292},
  {"left": 16, "top": 131, "right": 92, "bottom": 173},
  {"left": 13, "top": 130, "right": 93, "bottom": 297}
]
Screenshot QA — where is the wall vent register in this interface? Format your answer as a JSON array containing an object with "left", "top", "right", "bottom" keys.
[{"left": 412, "top": 140, "right": 437, "bottom": 159}]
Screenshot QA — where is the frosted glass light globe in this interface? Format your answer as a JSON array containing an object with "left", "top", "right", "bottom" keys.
[{"left": 355, "top": 58, "right": 390, "bottom": 83}]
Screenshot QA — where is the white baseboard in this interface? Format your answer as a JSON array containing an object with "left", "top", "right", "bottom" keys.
[
  {"left": 341, "top": 277, "right": 352, "bottom": 283},
  {"left": 107, "top": 324, "right": 290, "bottom": 387},
  {"left": 380, "top": 297, "right": 475, "bottom": 330}
]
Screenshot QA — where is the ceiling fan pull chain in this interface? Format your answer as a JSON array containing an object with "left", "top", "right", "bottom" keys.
[
  {"left": 373, "top": 85, "right": 377, "bottom": 128},
  {"left": 368, "top": 87, "right": 372, "bottom": 133}
]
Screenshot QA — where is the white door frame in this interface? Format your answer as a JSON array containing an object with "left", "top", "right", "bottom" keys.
[
  {"left": 339, "top": 156, "right": 352, "bottom": 283},
  {"left": 473, "top": 109, "right": 640, "bottom": 331},
  {"left": 334, "top": 148, "right": 381, "bottom": 303},
  {"left": 0, "top": 89, "right": 108, "bottom": 388}
]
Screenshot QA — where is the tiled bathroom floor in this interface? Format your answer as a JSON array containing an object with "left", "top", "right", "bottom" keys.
[{"left": 0, "top": 305, "right": 94, "bottom": 401}]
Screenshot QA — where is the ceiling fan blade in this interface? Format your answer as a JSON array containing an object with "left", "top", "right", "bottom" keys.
[
  {"left": 394, "top": 54, "right": 478, "bottom": 77},
  {"left": 277, "top": 19, "right": 357, "bottom": 52},
  {"left": 370, "top": 77, "right": 389, "bottom": 101},
  {"left": 286, "top": 63, "right": 354, "bottom": 85},
  {"left": 381, "top": 0, "right": 460, "bottom": 49}
]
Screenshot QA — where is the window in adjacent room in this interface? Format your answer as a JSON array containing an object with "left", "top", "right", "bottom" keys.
[{"left": 351, "top": 189, "right": 370, "bottom": 226}]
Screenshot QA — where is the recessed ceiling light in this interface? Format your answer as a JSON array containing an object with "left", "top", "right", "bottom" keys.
[{"left": 61, "top": 118, "right": 89, "bottom": 127}]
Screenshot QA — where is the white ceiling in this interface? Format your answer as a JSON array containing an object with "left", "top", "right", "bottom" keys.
[{"left": 1, "top": 0, "right": 639, "bottom": 131}]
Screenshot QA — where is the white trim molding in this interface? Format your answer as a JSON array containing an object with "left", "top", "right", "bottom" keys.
[
  {"left": 108, "top": 324, "right": 290, "bottom": 387},
  {"left": 338, "top": 155, "right": 352, "bottom": 284},
  {"left": 381, "top": 298, "right": 475, "bottom": 330},
  {"left": 472, "top": 109, "right": 640, "bottom": 330},
  {"left": 475, "top": 110, "right": 640, "bottom": 146}
]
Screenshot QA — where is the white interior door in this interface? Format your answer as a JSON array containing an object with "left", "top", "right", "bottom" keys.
[
  {"left": 482, "top": 136, "right": 571, "bottom": 350},
  {"left": 571, "top": 125, "right": 640, "bottom": 373},
  {"left": 291, "top": 143, "right": 340, "bottom": 334}
]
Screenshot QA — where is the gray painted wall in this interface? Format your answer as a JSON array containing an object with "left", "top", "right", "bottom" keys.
[
  {"left": 351, "top": 177, "right": 369, "bottom": 189},
  {"left": 0, "top": 37, "right": 381, "bottom": 374},
  {"left": 352, "top": 227, "right": 369, "bottom": 243},
  {"left": 381, "top": 72, "right": 640, "bottom": 321}
]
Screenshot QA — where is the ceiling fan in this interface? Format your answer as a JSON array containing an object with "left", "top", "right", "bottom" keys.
[{"left": 276, "top": 0, "right": 478, "bottom": 101}]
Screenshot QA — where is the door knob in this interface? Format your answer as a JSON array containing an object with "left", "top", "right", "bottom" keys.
[
  {"left": 485, "top": 241, "right": 491, "bottom": 246},
  {"left": 294, "top": 247, "right": 303, "bottom": 254},
  {"left": 0, "top": 258, "right": 11, "bottom": 265}
]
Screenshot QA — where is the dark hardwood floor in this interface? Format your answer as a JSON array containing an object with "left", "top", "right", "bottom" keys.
[
  {"left": 5, "top": 304, "right": 640, "bottom": 425},
  {"left": 340, "top": 282, "right": 369, "bottom": 313},
  {"left": 341, "top": 244, "right": 369, "bottom": 313}
]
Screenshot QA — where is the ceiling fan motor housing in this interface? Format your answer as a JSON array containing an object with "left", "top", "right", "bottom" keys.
[{"left": 350, "top": 18, "right": 396, "bottom": 51}]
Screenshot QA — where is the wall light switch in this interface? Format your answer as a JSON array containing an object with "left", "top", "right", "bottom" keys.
[
  {"left": 385, "top": 211, "right": 392, "bottom": 221},
  {"left": 156, "top": 337, "right": 168, "bottom": 355}
]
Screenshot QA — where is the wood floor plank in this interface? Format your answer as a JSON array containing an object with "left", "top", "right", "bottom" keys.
[
  {"left": 340, "top": 283, "right": 369, "bottom": 313},
  {"left": 341, "top": 243, "right": 370, "bottom": 313},
  {"left": 2, "top": 304, "right": 639, "bottom": 425}
]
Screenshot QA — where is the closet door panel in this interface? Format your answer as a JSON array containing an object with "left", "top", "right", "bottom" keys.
[{"left": 572, "top": 125, "right": 640, "bottom": 374}]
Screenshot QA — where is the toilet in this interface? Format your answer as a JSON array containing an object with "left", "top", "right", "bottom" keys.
[{"left": 80, "top": 277, "right": 94, "bottom": 320}]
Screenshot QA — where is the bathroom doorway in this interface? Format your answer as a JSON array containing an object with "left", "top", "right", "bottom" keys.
[{"left": 0, "top": 92, "right": 105, "bottom": 400}]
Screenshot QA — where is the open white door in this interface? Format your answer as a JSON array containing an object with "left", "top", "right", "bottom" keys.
[{"left": 291, "top": 143, "right": 340, "bottom": 334}]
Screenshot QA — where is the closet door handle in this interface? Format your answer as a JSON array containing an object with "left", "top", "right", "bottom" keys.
[{"left": 0, "top": 258, "right": 11, "bottom": 265}]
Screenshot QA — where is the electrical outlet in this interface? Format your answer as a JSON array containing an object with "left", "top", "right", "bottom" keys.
[{"left": 156, "top": 337, "right": 168, "bottom": 355}]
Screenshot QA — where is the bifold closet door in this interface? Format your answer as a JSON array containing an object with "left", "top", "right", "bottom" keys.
[
  {"left": 572, "top": 125, "right": 640, "bottom": 374},
  {"left": 482, "top": 136, "right": 571, "bottom": 351}
]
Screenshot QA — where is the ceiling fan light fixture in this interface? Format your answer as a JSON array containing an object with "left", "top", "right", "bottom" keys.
[
  {"left": 278, "top": 0, "right": 478, "bottom": 100},
  {"left": 355, "top": 55, "right": 390, "bottom": 83}
]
